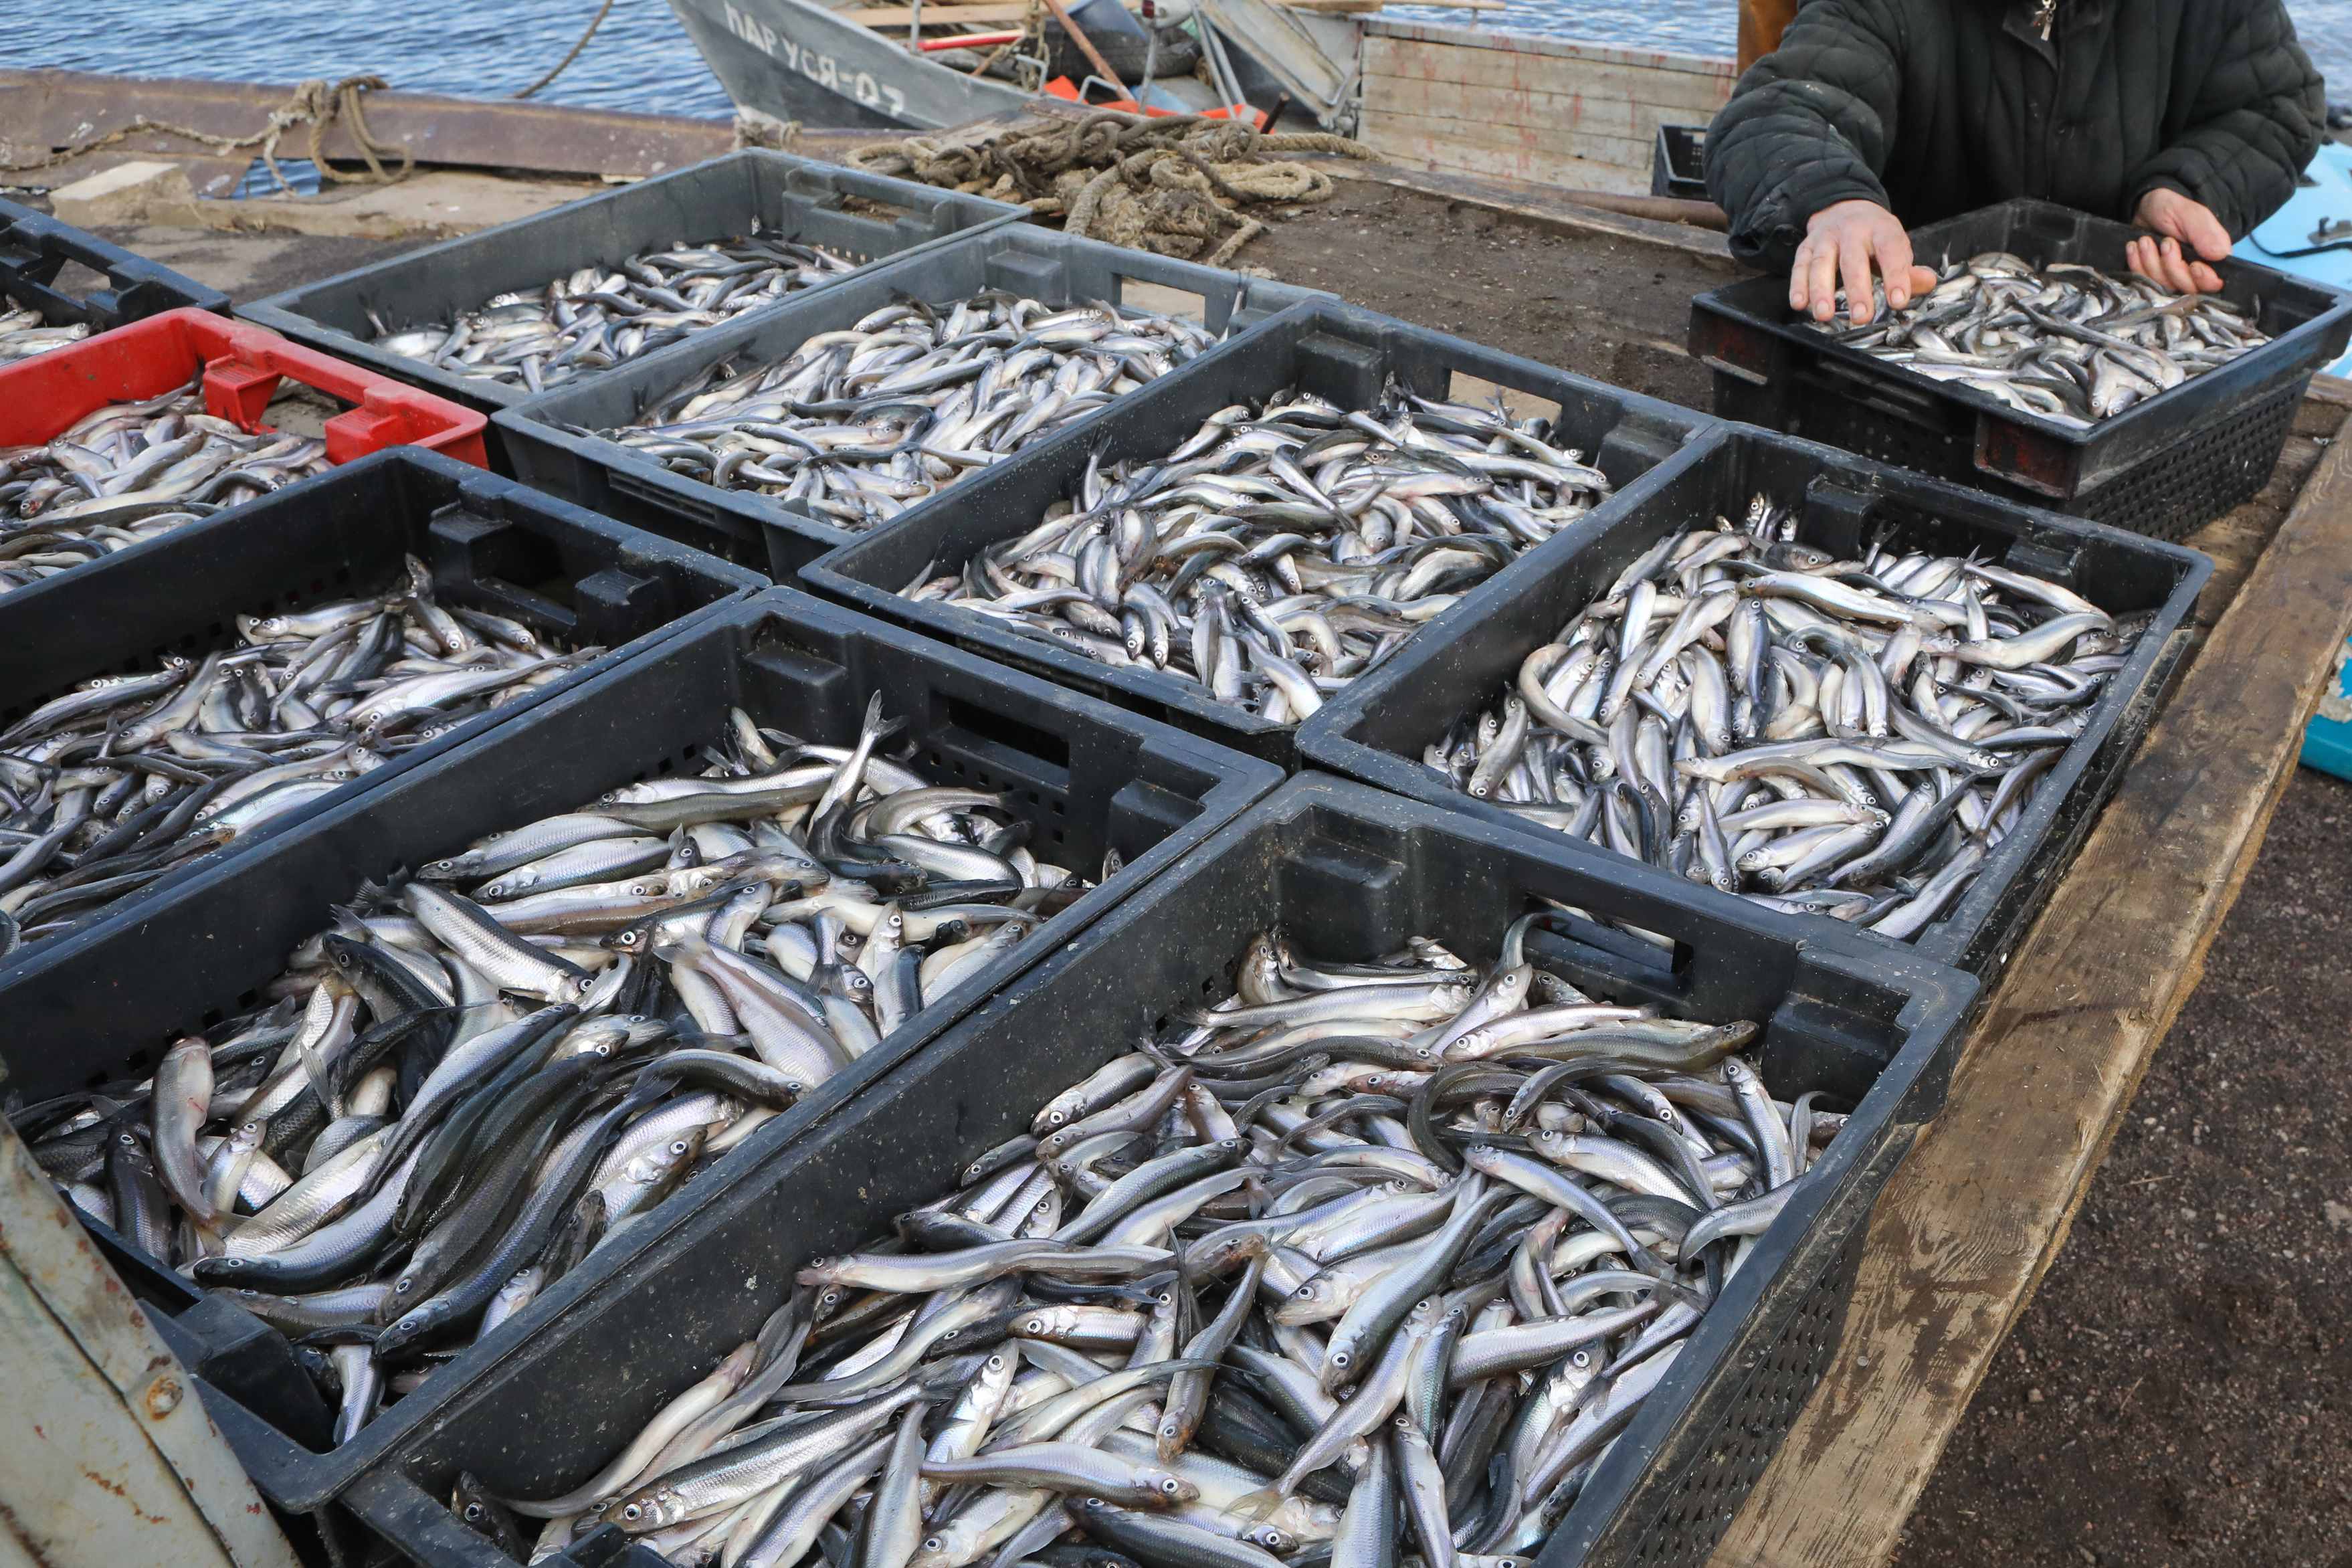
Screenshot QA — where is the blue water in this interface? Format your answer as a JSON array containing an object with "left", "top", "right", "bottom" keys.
[{"left": 0, "top": 0, "right": 2340, "bottom": 120}]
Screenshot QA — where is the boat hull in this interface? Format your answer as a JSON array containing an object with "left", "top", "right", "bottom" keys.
[{"left": 667, "top": 0, "right": 1033, "bottom": 129}]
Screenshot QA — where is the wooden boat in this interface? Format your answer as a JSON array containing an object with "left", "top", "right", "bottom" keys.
[{"left": 665, "top": 0, "right": 1735, "bottom": 197}]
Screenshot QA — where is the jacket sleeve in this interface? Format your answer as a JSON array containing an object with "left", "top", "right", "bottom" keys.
[
  {"left": 1704, "top": 0, "right": 1907, "bottom": 272},
  {"left": 2128, "top": 0, "right": 2323, "bottom": 238}
]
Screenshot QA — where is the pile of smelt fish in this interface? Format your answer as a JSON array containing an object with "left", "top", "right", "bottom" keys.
[
  {"left": 1424, "top": 500, "right": 2144, "bottom": 939},
  {"left": 1, "top": 377, "right": 332, "bottom": 587},
  {"left": 898, "top": 387, "right": 1613, "bottom": 723},
  {"left": 19, "top": 698, "right": 1092, "bottom": 1440},
  {"left": 486, "top": 917, "right": 1822, "bottom": 1568},
  {"left": 583, "top": 294, "right": 1220, "bottom": 534},
  {"left": 0, "top": 303, "right": 90, "bottom": 363},
  {"left": 371, "top": 233, "right": 860, "bottom": 395},
  {"left": 1809, "top": 250, "right": 2269, "bottom": 424},
  {"left": 0, "top": 559, "right": 597, "bottom": 953}
]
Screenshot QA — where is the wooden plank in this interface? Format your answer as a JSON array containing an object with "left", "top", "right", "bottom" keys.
[
  {"left": 1355, "top": 114, "right": 1656, "bottom": 193},
  {"left": 1361, "top": 75, "right": 1726, "bottom": 142},
  {"left": 0, "top": 1119, "right": 301, "bottom": 1568},
  {"left": 1361, "top": 38, "right": 1735, "bottom": 108},
  {"left": 1361, "top": 16, "right": 1739, "bottom": 80},
  {"left": 1709, "top": 397, "right": 2352, "bottom": 1568}
]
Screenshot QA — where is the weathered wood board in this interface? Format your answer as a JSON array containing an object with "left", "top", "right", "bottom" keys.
[{"left": 1355, "top": 20, "right": 1735, "bottom": 196}]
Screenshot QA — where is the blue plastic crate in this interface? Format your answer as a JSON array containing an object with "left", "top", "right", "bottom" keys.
[{"left": 2302, "top": 634, "right": 2352, "bottom": 779}]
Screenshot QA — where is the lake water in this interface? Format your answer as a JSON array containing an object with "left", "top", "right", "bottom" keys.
[{"left": 0, "top": 0, "right": 2341, "bottom": 127}]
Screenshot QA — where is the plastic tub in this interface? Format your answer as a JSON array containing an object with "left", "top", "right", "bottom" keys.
[
  {"left": 0, "top": 195, "right": 231, "bottom": 335},
  {"left": 1298, "top": 425, "right": 2211, "bottom": 979},
  {"left": 492, "top": 224, "right": 1333, "bottom": 576},
  {"left": 0, "top": 444, "right": 765, "bottom": 963},
  {"left": 236, "top": 151, "right": 1025, "bottom": 421},
  {"left": 343, "top": 773, "right": 1977, "bottom": 1568},
  {"left": 9, "top": 585, "right": 1282, "bottom": 1515},
  {"left": 1688, "top": 198, "right": 2352, "bottom": 542},
  {"left": 805, "top": 300, "right": 1719, "bottom": 768},
  {"left": 0, "top": 305, "right": 488, "bottom": 469}
]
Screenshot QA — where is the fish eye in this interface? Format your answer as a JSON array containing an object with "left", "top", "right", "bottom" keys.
[
  {"left": 1161, "top": 1479, "right": 1180, "bottom": 1494},
  {"left": 987, "top": 1355, "right": 1005, "bottom": 1369},
  {"left": 1572, "top": 1350, "right": 1591, "bottom": 1368},
  {"left": 621, "top": 1505, "right": 642, "bottom": 1522},
  {"left": 924, "top": 1539, "right": 944, "bottom": 1553},
  {"left": 463, "top": 1504, "right": 483, "bottom": 1521},
  {"left": 1330, "top": 1351, "right": 1350, "bottom": 1368},
  {"left": 670, "top": 1140, "right": 690, "bottom": 1156}
]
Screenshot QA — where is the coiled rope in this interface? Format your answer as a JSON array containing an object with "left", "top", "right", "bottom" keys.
[{"left": 851, "top": 109, "right": 1377, "bottom": 266}]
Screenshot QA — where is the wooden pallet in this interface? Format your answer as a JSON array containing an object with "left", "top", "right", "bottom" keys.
[{"left": 1709, "top": 375, "right": 2352, "bottom": 1567}]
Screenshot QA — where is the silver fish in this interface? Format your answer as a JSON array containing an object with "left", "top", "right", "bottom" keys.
[
  {"left": 370, "top": 231, "right": 860, "bottom": 393},
  {"left": 1427, "top": 498, "right": 2133, "bottom": 939},
  {"left": 1809, "top": 251, "right": 2268, "bottom": 425},
  {"left": 499, "top": 920, "right": 1806, "bottom": 1567},
  {"left": 598, "top": 292, "right": 1217, "bottom": 534},
  {"left": 902, "top": 384, "right": 1611, "bottom": 723}
]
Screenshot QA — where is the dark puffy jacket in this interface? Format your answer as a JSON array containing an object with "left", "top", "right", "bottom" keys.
[{"left": 1705, "top": 0, "right": 2325, "bottom": 271}]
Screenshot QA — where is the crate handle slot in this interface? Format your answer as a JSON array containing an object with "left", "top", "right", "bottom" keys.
[{"left": 1701, "top": 353, "right": 1769, "bottom": 388}]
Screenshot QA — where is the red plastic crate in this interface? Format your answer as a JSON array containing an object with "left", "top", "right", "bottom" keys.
[{"left": 0, "top": 306, "right": 487, "bottom": 467}]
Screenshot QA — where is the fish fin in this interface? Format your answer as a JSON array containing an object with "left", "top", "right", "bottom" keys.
[{"left": 1229, "top": 1487, "right": 1284, "bottom": 1523}]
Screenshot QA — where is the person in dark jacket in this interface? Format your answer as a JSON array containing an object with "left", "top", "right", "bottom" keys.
[{"left": 1706, "top": 0, "right": 2326, "bottom": 324}]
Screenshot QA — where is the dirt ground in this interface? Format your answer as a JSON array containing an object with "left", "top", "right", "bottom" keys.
[
  {"left": 37, "top": 180, "right": 2352, "bottom": 1561},
  {"left": 1238, "top": 179, "right": 1739, "bottom": 413},
  {"left": 1892, "top": 763, "right": 2352, "bottom": 1568}
]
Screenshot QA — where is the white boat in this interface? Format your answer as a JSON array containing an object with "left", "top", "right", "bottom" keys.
[{"left": 667, "top": 0, "right": 1735, "bottom": 197}]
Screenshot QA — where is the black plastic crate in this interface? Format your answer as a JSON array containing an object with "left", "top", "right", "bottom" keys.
[
  {"left": 491, "top": 224, "right": 1334, "bottom": 577},
  {"left": 1298, "top": 425, "right": 2210, "bottom": 979},
  {"left": 235, "top": 151, "right": 1024, "bottom": 422},
  {"left": 3, "top": 585, "right": 1281, "bottom": 1515},
  {"left": 1651, "top": 125, "right": 1707, "bottom": 201},
  {"left": 1688, "top": 198, "right": 2352, "bottom": 542},
  {"left": 0, "top": 194, "right": 231, "bottom": 332},
  {"left": 0, "top": 446, "right": 763, "bottom": 967},
  {"left": 343, "top": 773, "right": 1976, "bottom": 1568},
  {"left": 805, "top": 300, "right": 1719, "bottom": 769}
]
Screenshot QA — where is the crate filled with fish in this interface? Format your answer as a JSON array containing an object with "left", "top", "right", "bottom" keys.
[
  {"left": 809, "top": 301, "right": 1715, "bottom": 769},
  {"left": 1, "top": 585, "right": 1279, "bottom": 1511},
  {"left": 492, "top": 223, "right": 1333, "bottom": 578},
  {"left": 0, "top": 446, "right": 764, "bottom": 964},
  {"left": 0, "top": 195, "right": 231, "bottom": 361},
  {"left": 0, "top": 306, "right": 487, "bottom": 582},
  {"left": 1299, "top": 426, "right": 2210, "bottom": 978},
  {"left": 342, "top": 775, "right": 1975, "bottom": 1568},
  {"left": 1690, "top": 198, "right": 2352, "bottom": 543},
  {"left": 238, "top": 151, "right": 1025, "bottom": 421}
]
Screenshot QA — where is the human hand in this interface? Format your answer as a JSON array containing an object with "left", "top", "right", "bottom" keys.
[
  {"left": 1791, "top": 199, "right": 1940, "bottom": 325},
  {"left": 2129, "top": 189, "right": 2230, "bottom": 293}
]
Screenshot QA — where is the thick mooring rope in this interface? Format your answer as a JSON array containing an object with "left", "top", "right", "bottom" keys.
[{"left": 851, "top": 109, "right": 1377, "bottom": 264}]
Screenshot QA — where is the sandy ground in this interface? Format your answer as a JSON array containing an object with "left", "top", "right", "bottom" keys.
[
  {"left": 1238, "top": 180, "right": 1738, "bottom": 413},
  {"left": 41, "top": 182, "right": 2352, "bottom": 1560}
]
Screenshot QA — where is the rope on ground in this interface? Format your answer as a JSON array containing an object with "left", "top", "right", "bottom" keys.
[
  {"left": 0, "top": 76, "right": 413, "bottom": 189},
  {"left": 848, "top": 108, "right": 1378, "bottom": 263},
  {"left": 511, "top": 0, "right": 619, "bottom": 98}
]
